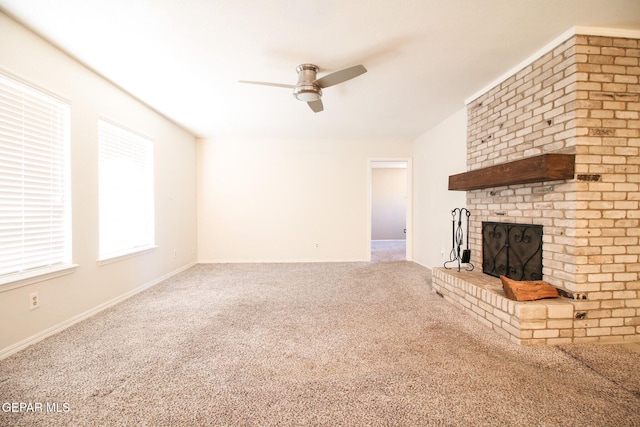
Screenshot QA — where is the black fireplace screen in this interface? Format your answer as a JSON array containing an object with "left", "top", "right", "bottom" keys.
[{"left": 482, "top": 222, "right": 543, "bottom": 281}]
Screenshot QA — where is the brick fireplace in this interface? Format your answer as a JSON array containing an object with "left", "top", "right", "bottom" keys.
[{"left": 433, "top": 29, "right": 640, "bottom": 345}]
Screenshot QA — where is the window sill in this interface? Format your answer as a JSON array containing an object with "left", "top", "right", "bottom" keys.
[
  {"left": 0, "top": 264, "right": 78, "bottom": 293},
  {"left": 97, "top": 245, "right": 158, "bottom": 266}
]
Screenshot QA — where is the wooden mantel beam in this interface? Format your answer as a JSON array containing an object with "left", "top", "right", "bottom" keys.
[{"left": 448, "top": 153, "right": 575, "bottom": 191}]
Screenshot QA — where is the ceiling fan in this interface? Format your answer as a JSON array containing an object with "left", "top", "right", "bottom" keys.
[{"left": 239, "top": 64, "right": 367, "bottom": 113}]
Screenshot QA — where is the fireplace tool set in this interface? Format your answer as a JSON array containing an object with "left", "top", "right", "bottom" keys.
[{"left": 444, "top": 207, "right": 474, "bottom": 272}]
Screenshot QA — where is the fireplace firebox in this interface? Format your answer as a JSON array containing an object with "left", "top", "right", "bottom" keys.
[{"left": 482, "top": 222, "right": 543, "bottom": 281}]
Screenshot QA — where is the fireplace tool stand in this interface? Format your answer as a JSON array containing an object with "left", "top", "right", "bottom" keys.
[{"left": 444, "top": 207, "right": 474, "bottom": 272}]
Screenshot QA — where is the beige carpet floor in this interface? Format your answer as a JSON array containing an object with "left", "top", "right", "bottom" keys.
[
  {"left": 1, "top": 259, "right": 639, "bottom": 426},
  {"left": 371, "top": 240, "right": 406, "bottom": 262}
]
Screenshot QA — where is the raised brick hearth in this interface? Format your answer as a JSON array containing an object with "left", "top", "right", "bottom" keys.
[
  {"left": 438, "top": 29, "right": 640, "bottom": 345},
  {"left": 433, "top": 268, "right": 574, "bottom": 345}
]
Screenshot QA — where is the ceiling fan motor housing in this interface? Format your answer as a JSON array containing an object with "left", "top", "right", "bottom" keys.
[{"left": 293, "top": 64, "right": 322, "bottom": 101}]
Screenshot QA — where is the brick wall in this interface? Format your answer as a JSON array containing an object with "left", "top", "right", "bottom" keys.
[{"left": 465, "top": 33, "right": 639, "bottom": 343}]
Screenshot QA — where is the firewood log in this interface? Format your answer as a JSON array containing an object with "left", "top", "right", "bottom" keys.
[{"left": 500, "top": 275, "right": 560, "bottom": 301}]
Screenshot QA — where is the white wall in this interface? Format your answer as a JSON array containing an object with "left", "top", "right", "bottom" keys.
[
  {"left": 0, "top": 14, "right": 197, "bottom": 356},
  {"left": 197, "top": 138, "right": 412, "bottom": 262},
  {"left": 412, "top": 107, "right": 467, "bottom": 268}
]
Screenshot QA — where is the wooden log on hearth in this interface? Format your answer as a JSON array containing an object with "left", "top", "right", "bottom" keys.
[{"left": 500, "top": 276, "right": 560, "bottom": 301}]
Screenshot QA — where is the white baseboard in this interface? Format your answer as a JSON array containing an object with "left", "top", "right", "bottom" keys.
[{"left": 0, "top": 262, "right": 197, "bottom": 360}]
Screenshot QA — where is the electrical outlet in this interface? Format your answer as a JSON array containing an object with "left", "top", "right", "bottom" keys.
[{"left": 29, "top": 292, "right": 39, "bottom": 310}]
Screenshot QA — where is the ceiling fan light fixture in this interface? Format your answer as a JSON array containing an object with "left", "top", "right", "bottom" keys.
[
  {"left": 293, "top": 84, "right": 322, "bottom": 102},
  {"left": 295, "top": 90, "right": 320, "bottom": 102}
]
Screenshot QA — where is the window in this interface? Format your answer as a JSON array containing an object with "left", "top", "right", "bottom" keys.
[
  {"left": 98, "top": 119, "right": 154, "bottom": 261},
  {"left": 0, "top": 72, "right": 71, "bottom": 285}
]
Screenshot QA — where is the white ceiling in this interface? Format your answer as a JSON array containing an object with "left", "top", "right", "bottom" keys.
[{"left": 1, "top": 0, "right": 639, "bottom": 141}]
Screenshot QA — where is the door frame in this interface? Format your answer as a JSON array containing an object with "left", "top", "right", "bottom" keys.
[{"left": 367, "top": 158, "right": 412, "bottom": 261}]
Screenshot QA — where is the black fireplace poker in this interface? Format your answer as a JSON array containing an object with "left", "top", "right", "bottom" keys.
[{"left": 444, "top": 207, "right": 474, "bottom": 272}]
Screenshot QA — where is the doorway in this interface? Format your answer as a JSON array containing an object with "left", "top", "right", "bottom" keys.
[{"left": 369, "top": 160, "right": 411, "bottom": 261}]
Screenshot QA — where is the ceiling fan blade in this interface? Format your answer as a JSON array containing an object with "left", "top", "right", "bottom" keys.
[
  {"left": 314, "top": 65, "right": 367, "bottom": 88},
  {"left": 238, "top": 80, "right": 295, "bottom": 89},
  {"left": 308, "top": 99, "right": 323, "bottom": 113}
]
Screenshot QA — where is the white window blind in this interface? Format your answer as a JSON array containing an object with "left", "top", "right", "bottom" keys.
[
  {"left": 98, "top": 119, "right": 154, "bottom": 260},
  {"left": 0, "top": 72, "right": 71, "bottom": 280}
]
